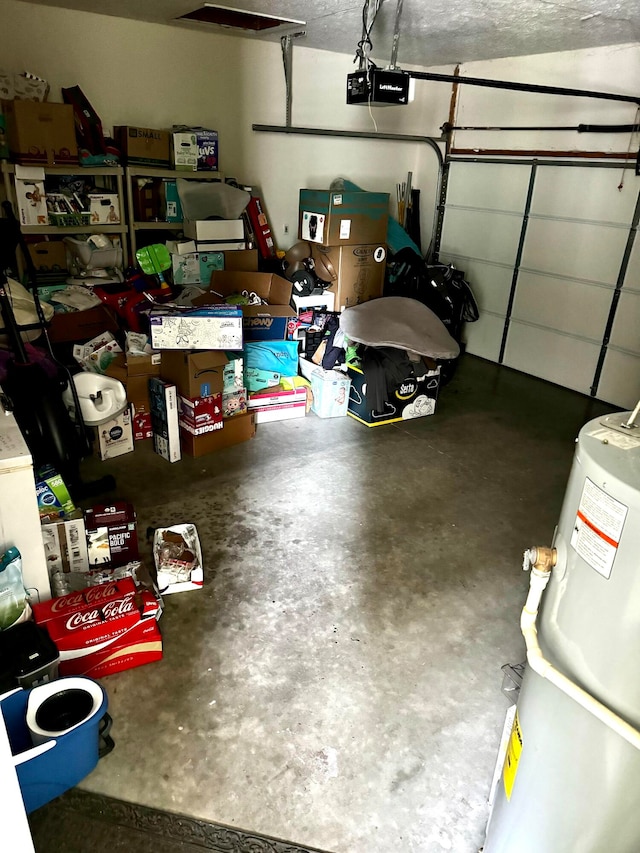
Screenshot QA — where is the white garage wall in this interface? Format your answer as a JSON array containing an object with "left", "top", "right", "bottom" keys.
[
  {"left": 452, "top": 44, "right": 640, "bottom": 154},
  {"left": 0, "top": 0, "right": 451, "bottom": 252}
]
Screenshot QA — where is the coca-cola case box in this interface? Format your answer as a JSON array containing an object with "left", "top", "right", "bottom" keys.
[
  {"left": 32, "top": 577, "right": 162, "bottom": 679},
  {"left": 84, "top": 502, "right": 139, "bottom": 568}
]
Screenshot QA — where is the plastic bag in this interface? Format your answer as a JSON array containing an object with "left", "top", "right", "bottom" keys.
[
  {"left": 0, "top": 547, "right": 32, "bottom": 630},
  {"left": 0, "top": 276, "right": 54, "bottom": 344},
  {"left": 384, "top": 249, "right": 479, "bottom": 342},
  {"left": 153, "top": 524, "right": 203, "bottom": 594}
]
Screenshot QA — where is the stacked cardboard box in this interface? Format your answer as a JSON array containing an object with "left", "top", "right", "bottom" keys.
[
  {"left": 160, "top": 350, "right": 251, "bottom": 456},
  {"left": 2, "top": 100, "right": 78, "bottom": 165},
  {"left": 193, "top": 271, "right": 308, "bottom": 424},
  {"left": 32, "top": 577, "right": 162, "bottom": 679},
  {"left": 298, "top": 189, "right": 389, "bottom": 310},
  {"left": 171, "top": 126, "right": 218, "bottom": 171},
  {"left": 114, "top": 125, "right": 171, "bottom": 167}
]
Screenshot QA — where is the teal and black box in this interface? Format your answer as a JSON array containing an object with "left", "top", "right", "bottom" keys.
[{"left": 298, "top": 189, "right": 389, "bottom": 246}]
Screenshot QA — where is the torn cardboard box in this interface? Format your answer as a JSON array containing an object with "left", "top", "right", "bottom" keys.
[{"left": 194, "top": 271, "right": 295, "bottom": 341}]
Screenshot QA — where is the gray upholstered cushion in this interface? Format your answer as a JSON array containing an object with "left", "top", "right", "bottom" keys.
[{"left": 339, "top": 297, "right": 460, "bottom": 360}]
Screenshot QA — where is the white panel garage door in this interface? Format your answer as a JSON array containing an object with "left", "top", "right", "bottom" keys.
[
  {"left": 439, "top": 158, "right": 640, "bottom": 407},
  {"left": 439, "top": 161, "right": 530, "bottom": 362}
]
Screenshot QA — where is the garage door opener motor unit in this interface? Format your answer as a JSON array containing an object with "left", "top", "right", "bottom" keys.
[{"left": 347, "top": 68, "right": 412, "bottom": 106}]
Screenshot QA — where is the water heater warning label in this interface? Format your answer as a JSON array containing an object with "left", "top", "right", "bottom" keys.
[
  {"left": 503, "top": 709, "right": 523, "bottom": 801},
  {"left": 571, "top": 477, "right": 628, "bottom": 579}
]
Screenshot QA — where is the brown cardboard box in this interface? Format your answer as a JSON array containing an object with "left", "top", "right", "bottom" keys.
[
  {"left": 194, "top": 271, "right": 295, "bottom": 341},
  {"left": 2, "top": 99, "right": 78, "bottom": 165},
  {"left": 28, "top": 241, "right": 68, "bottom": 272},
  {"left": 298, "top": 189, "right": 389, "bottom": 246},
  {"left": 104, "top": 352, "right": 162, "bottom": 384},
  {"left": 127, "top": 375, "right": 152, "bottom": 412},
  {"left": 114, "top": 125, "right": 171, "bottom": 167},
  {"left": 132, "top": 178, "right": 163, "bottom": 221},
  {"left": 48, "top": 305, "right": 119, "bottom": 344},
  {"left": 161, "top": 350, "right": 229, "bottom": 399},
  {"left": 104, "top": 353, "right": 162, "bottom": 432},
  {"left": 206, "top": 271, "right": 292, "bottom": 305},
  {"left": 180, "top": 411, "right": 256, "bottom": 457},
  {"left": 222, "top": 249, "right": 259, "bottom": 272},
  {"left": 317, "top": 244, "right": 387, "bottom": 309}
]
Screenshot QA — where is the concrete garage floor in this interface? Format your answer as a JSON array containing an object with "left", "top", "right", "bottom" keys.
[{"left": 65, "top": 354, "right": 614, "bottom": 853}]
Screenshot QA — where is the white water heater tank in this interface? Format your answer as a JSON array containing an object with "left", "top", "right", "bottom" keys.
[{"left": 484, "top": 410, "right": 640, "bottom": 852}]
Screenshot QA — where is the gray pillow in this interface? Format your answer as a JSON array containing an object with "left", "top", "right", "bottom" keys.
[{"left": 339, "top": 296, "right": 460, "bottom": 360}]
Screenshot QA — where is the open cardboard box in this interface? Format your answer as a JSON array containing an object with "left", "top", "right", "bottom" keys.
[
  {"left": 104, "top": 352, "right": 162, "bottom": 383},
  {"left": 193, "top": 271, "right": 295, "bottom": 341}
]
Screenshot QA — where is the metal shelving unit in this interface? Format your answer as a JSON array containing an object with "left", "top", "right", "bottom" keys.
[
  {"left": 1, "top": 161, "right": 128, "bottom": 262},
  {"left": 125, "top": 165, "right": 224, "bottom": 256}
]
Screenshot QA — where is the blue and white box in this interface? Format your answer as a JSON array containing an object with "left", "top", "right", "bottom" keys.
[
  {"left": 310, "top": 368, "right": 351, "bottom": 418},
  {"left": 149, "top": 305, "right": 243, "bottom": 351}
]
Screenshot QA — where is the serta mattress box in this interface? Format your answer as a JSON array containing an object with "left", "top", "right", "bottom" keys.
[{"left": 347, "top": 363, "right": 440, "bottom": 427}]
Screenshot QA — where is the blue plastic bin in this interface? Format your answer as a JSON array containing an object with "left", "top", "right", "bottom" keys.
[{"left": 0, "top": 676, "right": 109, "bottom": 813}]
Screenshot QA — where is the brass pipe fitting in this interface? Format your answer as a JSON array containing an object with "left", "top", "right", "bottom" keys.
[{"left": 525, "top": 546, "right": 557, "bottom": 573}]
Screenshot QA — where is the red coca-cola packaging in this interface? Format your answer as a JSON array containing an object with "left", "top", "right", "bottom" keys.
[
  {"left": 33, "top": 579, "right": 137, "bottom": 625},
  {"left": 33, "top": 578, "right": 162, "bottom": 679}
]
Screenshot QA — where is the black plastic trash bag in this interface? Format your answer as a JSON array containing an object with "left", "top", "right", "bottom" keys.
[{"left": 384, "top": 248, "right": 479, "bottom": 344}]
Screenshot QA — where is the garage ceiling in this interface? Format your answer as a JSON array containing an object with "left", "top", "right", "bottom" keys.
[{"left": 17, "top": 0, "right": 640, "bottom": 66}]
